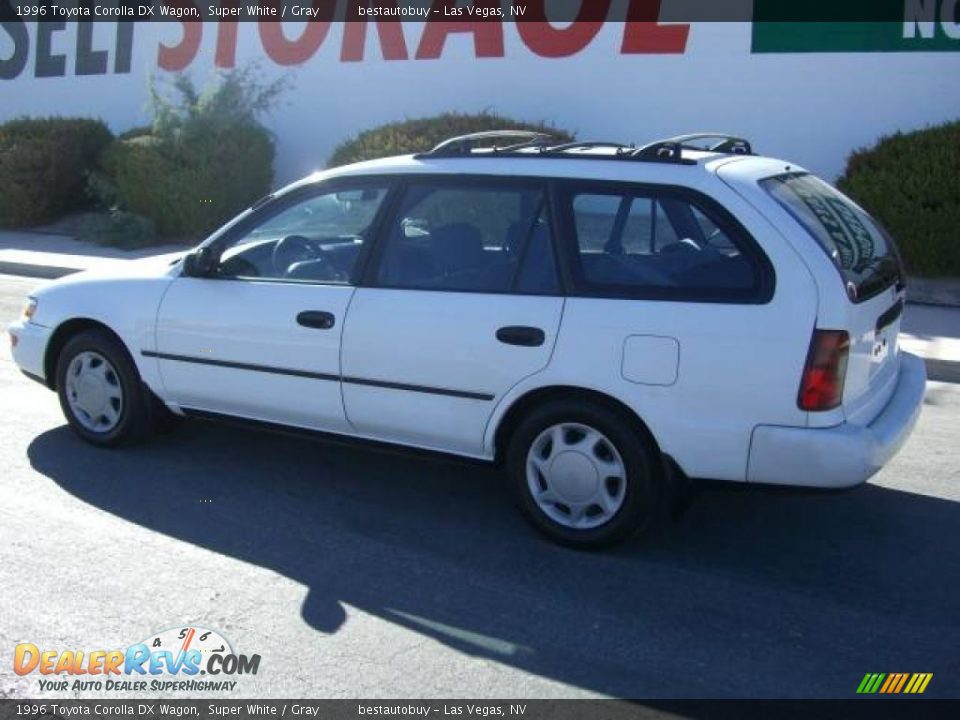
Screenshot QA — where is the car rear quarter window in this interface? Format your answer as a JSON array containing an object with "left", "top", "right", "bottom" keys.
[
  {"left": 561, "top": 184, "right": 771, "bottom": 303},
  {"left": 760, "top": 173, "right": 903, "bottom": 302}
]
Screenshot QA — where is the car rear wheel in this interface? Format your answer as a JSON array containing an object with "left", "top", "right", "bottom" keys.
[
  {"left": 56, "top": 329, "right": 151, "bottom": 447},
  {"left": 506, "top": 399, "right": 660, "bottom": 549}
]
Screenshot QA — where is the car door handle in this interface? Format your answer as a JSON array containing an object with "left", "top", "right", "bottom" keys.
[
  {"left": 296, "top": 311, "right": 336, "bottom": 330},
  {"left": 496, "top": 326, "right": 545, "bottom": 347}
]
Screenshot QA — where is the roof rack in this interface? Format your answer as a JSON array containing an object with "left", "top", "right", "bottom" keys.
[
  {"left": 416, "top": 131, "right": 754, "bottom": 165},
  {"left": 427, "top": 130, "right": 555, "bottom": 157}
]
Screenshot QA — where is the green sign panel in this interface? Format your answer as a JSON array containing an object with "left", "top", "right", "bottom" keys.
[{"left": 752, "top": 1, "right": 960, "bottom": 52}]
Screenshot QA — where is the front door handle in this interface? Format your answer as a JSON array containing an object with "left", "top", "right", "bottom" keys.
[
  {"left": 297, "top": 311, "right": 336, "bottom": 330},
  {"left": 496, "top": 326, "right": 545, "bottom": 347}
]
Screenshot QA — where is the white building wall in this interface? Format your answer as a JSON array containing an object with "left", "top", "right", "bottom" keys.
[{"left": 1, "top": 20, "right": 959, "bottom": 184}]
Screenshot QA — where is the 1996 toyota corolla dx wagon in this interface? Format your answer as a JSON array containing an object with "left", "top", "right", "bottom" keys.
[{"left": 9, "top": 132, "right": 926, "bottom": 548}]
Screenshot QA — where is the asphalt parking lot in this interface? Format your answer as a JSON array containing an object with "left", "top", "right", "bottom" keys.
[{"left": 1, "top": 273, "right": 958, "bottom": 700}]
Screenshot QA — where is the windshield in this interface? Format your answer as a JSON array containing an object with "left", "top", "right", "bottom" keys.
[{"left": 760, "top": 173, "right": 902, "bottom": 302}]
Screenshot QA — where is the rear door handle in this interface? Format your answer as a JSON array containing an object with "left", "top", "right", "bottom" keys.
[
  {"left": 496, "top": 326, "right": 545, "bottom": 347},
  {"left": 297, "top": 311, "right": 336, "bottom": 330}
]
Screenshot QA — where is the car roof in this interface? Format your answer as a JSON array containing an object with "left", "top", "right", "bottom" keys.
[
  {"left": 284, "top": 149, "right": 803, "bottom": 191},
  {"left": 284, "top": 138, "right": 806, "bottom": 196}
]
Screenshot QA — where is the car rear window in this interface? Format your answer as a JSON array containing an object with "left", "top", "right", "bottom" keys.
[
  {"left": 560, "top": 184, "right": 773, "bottom": 303},
  {"left": 760, "top": 173, "right": 902, "bottom": 302}
]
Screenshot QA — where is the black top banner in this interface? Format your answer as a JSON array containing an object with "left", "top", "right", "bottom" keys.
[{"left": 1, "top": 0, "right": 954, "bottom": 23}]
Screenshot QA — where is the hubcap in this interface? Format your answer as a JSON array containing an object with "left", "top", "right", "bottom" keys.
[
  {"left": 65, "top": 351, "right": 123, "bottom": 433},
  {"left": 526, "top": 423, "right": 627, "bottom": 530}
]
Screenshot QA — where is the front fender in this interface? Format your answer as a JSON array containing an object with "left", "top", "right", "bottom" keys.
[{"left": 31, "top": 265, "right": 179, "bottom": 395}]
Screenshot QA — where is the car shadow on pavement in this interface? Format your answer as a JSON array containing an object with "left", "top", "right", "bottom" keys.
[{"left": 28, "top": 421, "right": 960, "bottom": 698}]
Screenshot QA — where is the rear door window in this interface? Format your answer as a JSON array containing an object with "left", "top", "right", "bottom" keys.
[
  {"left": 760, "top": 173, "right": 902, "bottom": 302},
  {"left": 373, "top": 180, "right": 559, "bottom": 294}
]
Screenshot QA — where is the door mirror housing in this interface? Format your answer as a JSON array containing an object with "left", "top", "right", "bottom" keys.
[{"left": 182, "top": 246, "right": 217, "bottom": 277}]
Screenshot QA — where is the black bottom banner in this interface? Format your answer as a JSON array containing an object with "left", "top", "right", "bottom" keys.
[{"left": 1, "top": 700, "right": 958, "bottom": 720}]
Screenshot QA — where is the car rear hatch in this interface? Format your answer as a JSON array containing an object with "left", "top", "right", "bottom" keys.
[{"left": 758, "top": 172, "right": 906, "bottom": 424}]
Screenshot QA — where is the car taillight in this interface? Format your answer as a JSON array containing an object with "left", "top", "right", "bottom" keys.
[{"left": 798, "top": 329, "right": 850, "bottom": 411}]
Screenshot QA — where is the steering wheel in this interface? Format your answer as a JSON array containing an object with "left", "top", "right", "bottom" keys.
[{"left": 272, "top": 235, "right": 316, "bottom": 276}]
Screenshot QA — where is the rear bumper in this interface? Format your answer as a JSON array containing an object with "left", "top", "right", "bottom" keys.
[
  {"left": 8, "top": 320, "right": 52, "bottom": 386},
  {"left": 747, "top": 352, "right": 926, "bottom": 488}
]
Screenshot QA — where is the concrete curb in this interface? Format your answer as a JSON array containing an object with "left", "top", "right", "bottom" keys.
[{"left": 0, "top": 261, "right": 78, "bottom": 280}]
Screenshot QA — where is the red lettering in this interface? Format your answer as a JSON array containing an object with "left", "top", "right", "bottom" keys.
[
  {"left": 157, "top": 4, "right": 202, "bottom": 71},
  {"left": 215, "top": 20, "right": 239, "bottom": 68},
  {"left": 514, "top": 1, "right": 611, "bottom": 58},
  {"left": 416, "top": 1, "right": 505, "bottom": 59},
  {"left": 259, "top": 2, "right": 334, "bottom": 66},
  {"left": 622, "top": 0, "right": 689, "bottom": 54},
  {"left": 342, "top": 1, "right": 409, "bottom": 61}
]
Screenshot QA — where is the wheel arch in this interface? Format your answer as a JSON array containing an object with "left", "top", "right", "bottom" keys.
[
  {"left": 491, "top": 385, "right": 663, "bottom": 466},
  {"left": 44, "top": 318, "right": 133, "bottom": 390}
]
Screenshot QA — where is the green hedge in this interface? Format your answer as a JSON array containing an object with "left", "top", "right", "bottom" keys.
[
  {"left": 102, "top": 126, "right": 273, "bottom": 239},
  {"left": 0, "top": 117, "right": 112, "bottom": 227},
  {"left": 328, "top": 112, "right": 575, "bottom": 167},
  {"left": 838, "top": 121, "right": 960, "bottom": 277},
  {"left": 94, "top": 68, "right": 282, "bottom": 241}
]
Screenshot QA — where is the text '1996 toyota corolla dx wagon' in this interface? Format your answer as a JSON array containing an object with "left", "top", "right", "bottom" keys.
[{"left": 9, "top": 132, "right": 926, "bottom": 548}]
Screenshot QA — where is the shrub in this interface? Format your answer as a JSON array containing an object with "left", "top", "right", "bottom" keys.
[
  {"left": 99, "top": 66, "right": 284, "bottom": 240},
  {"left": 103, "top": 125, "right": 273, "bottom": 239},
  {"left": 837, "top": 120, "right": 960, "bottom": 277},
  {"left": 78, "top": 209, "right": 156, "bottom": 249},
  {"left": 0, "top": 117, "right": 112, "bottom": 227},
  {"left": 327, "top": 111, "right": 575, "bottom": 167}
]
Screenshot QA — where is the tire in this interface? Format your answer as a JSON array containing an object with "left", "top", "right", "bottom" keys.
[
  {"left": 506, "top": 399, "right": 661, "bottom": 549},
  {"left": 56, "top": 329, "right": 152, "bottom": 447}
]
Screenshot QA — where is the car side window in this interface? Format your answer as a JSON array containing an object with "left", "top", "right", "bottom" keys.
[
  {"left": 375, "top": 182, "right": 559, "bottom": 294},
  {"left": 567, "top": 188, "right": 764, "bottom": 299},
  {"left": 215, "top": 186, "right": 389, "bottom": 284}
]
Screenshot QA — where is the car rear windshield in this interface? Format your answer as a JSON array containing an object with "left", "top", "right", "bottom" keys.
[{"left": 760, "top": 173, "right": 902, "bottom": 302}]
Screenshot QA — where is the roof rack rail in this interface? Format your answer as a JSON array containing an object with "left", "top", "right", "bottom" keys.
[
  {"left": 425, "top": 130, "right": 555, "bottom": 156},
  {"left": 495, "top": 136, "right": 557, "bottom": 153},
  {"left": 637, "top": 133, "right": 754, "bottom": 159},
  {"left": 543, "top": 141, "right": 635, "bottom": 154}
]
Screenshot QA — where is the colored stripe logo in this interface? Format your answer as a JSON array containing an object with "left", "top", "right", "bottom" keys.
[{"left": 857, "top": 673, "right": 933, "bottom": 694}]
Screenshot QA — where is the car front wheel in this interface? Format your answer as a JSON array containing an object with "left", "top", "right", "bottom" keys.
[
  {"left": 56, "top": 329, "right": 151, "bottom": 447},
  {"left": 507, "top": 400, "right": 661, "bottom": 549}
]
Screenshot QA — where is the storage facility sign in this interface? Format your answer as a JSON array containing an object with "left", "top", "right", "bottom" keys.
[{"left": 753, "top": 0, "right": 960, "bottom": 52}]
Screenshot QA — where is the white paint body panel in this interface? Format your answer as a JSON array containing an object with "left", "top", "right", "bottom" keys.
[
  {"left": 9, "top": 318, "right": 51, "bottom": 379},
  {"left": 154, "top": 278, "right": 355, "bottom": 432},
  {"left": 747, "top": 353, "right": 926, "bottom": 487},
  {"left": 10, "top": 254, "right": 183, "bottom": 394},
  {"left": 341, "top": 288, "right": 563, "bottom": 456}
]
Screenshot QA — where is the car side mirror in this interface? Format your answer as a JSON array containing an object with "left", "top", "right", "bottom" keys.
[{"left": 182, "top": 247, "right": 217, "bottom": 277}]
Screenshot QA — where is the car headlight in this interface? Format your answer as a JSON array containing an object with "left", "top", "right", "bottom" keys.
[{"left": 22, "top": 297, "right": 37, "bottom": 322}]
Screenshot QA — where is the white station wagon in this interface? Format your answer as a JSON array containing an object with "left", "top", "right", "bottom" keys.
[{"left": 9, "top": 132, "right": 926, "bottom": 548}]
